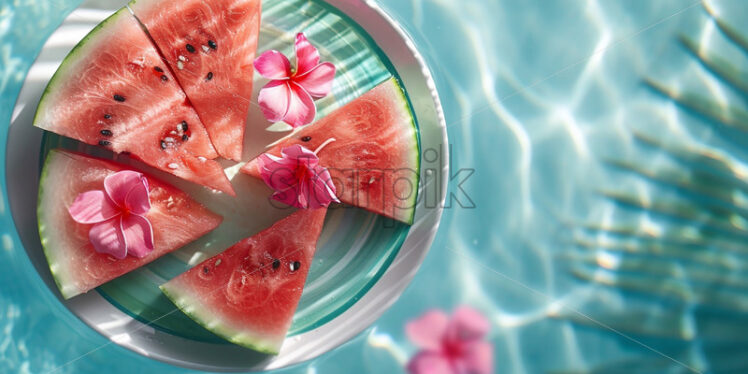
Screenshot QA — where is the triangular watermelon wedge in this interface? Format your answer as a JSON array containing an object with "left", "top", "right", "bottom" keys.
[
  {"left": 160, "top": 208, "right": 328, "bottom": 354},
  {"left": 129, "top": 0, "right": 262, "bottom": 162},
  {"left": 33, "top": 8, "right": 234, "bottom": 195},
  {"left": 38, "top": 149, "right": 223, "bottom": 300},
  {"left": 242, "top": 78, "right": 420, "bottom": 223}
]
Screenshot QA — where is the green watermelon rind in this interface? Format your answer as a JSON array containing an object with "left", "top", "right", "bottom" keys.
[
  {"left": 33, "top": 7, "right": 130, "bottom": 128},
  {"left": 384, "top": 77, "right": 420, "bottom": 225},
  {"left": 159, "top": 283, "right": 282, "bottom": 355},
  {"left": 37, "top": 150, "right": 82, "bottom": 299}
]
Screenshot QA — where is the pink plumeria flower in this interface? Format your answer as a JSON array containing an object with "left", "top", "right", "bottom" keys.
[
  {"left": 406, "top": 306, "right": 494, "bottom": 374},
  {"left": 68, "top": 170, "right": 154, "bottom": 260},
  {"left": 257, "top": 141, "right": 339, "bottom": 209},
  {"left": 254, "top": 32, "right": 336, "bottom": 128}
]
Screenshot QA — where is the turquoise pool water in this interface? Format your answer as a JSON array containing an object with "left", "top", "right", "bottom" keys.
[{"left": 3, "top": 0, "right": 748, "bottom": 373}]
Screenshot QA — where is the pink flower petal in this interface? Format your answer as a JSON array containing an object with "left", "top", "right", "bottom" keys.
[
  {"left": 258, "top": 153, "right": 306, "bottom": 209},
  {"left": 259, "top": 145, "right": 338, "bottom": 209},
  {"left": 453, "top": 342, "right": 494, "bottom": 374},
  {"left": 307, "top": 165, "right": 339, "bottom": 208},
  {"left": 294, "top": 62, "right": 335, "bottom": 98},
  {"left": 294, "top": 33, "right": 320, "bottom": 76},
  {"left": 406, "top": 351, "right": 453, "bottom": 374},
  {"left": 69, "top": 190, "right": 119, "bottom": 224},
  {"left": 89, "top": 218, "right": 127, "bottom": 259},
  {"left": 296, "top": 173, "right": 310, "bottom": 208},
  {"left": 105, "top": 171, "right": 145, "bottom": 208},
  {"left": 124, "top": 176, "right": 150, "bottom": 215},
  {"left": 280, "top": 144, "right": 319, "bottom": 167},
  {"left": 283, "top": 82, "right": 316, "bottom": 128},
  {"left": 271, "top": 188, "right": 302, "bottom": 208},
  {"left": 258, "top": 80, "right": 292, "bottom": 123},
  {"left": 258, "top": 153, "right": 297, "bottom": 193},
  {"left": 120, "top": 214, "right": 154, "bottom": 258},
  {"left": 446, "top": 306, "right": 491, "bottom": 344},
  {"left": 254, "top": 50, "right": 292, "bottom": 80},
  {"left": 406, "top": 310, "right": 450, "bottom": 351}
]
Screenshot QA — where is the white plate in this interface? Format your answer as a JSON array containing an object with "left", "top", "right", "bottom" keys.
[{"left": 6, "top": 0, "right": 447, "bottom": 371}]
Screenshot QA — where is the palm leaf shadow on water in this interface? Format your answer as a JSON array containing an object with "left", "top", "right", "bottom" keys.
[{"left": 559, "top": 4, "right": 748, "bottom": 373}]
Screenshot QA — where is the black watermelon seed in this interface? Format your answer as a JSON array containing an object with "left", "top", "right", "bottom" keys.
[
  {"left": 272, "top": 259, "right": 280, "bottom": 269},
  {"left": 208, "top": 40, "right": 217, "bottom": 49},
  {"left": 113, "top": 94, "right": 125, "bottom": 102},
  {"left": 160, "top": 140, "right": 167, "bottom": 149},
  {"left": 104, "top": 114, "right": 111, "bottom": 119},
  {"left": 301, "top": 136, "right": 312, "bottom": 142},
  {"left": 100, "top": 129, "right": 113, "bottom": 136},
  {"left": 182, "top": 134, "right": 189, "bottom": 141},
  {"left": 154, "top": 66, "right": 164, "bottom": 73},
  {"left": 290, "top": 261, "right": 301, "bottom": 272},
  {"left": 206, "top": 72, "right": 213, "bottom": 81},
  {"left": 161, "top": 75, "right": 168, "bottom": 82},
  {"left": 98, "top": 140, "right": 111, "bottom": 146},
  {"left": 181, "top": 121, "right": 188, "bottom": 131},
  {"left": 186, "top": 44, "right": 196, "bottom": 53},
  {"left": 202, "top": 266, "right": 210, "bottom": 274}
]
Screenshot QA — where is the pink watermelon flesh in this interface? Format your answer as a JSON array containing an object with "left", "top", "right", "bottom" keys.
[
  {"left": 242, "top": 78, "right": 420, "bottom": 223},
  {"left": 38, "top": 149, "right": 223, "bottom": 300},
  {"left": 129, "top": 0, "right": 262, "bottom": 162},
  {"left": 160, "top": 208, "right": 328, "bottom": 354},
  {"left": 33, "top": 8, "right": 235, "bottom": 196}
]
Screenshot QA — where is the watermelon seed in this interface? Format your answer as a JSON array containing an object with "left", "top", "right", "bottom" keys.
[
  {"left": 177, "top": 61, "right": 184, "bottom": 70},
  {"left": 178, "top": 55, "right": 187, "bottom": 62},
  {"left": 168, "top": 163, "right": 179, "bottom": 169},
  {"left": 202, "top": 266, "right": 210, "bottom": 274},
  {"left": 202, "top": 45, "right": 210, "bottom": 53},
  {"left": 160, "top": 140, "right": 167, "bottom": 149},
  {"left": 113, "top": 94, "right": 125, "bottom": 102},
  {"left": 289, "top": 261, "right": 300, "bottom": 272},
  {"left": 182, "top": 134, "right": 189, "bottom": 141},
  {"left": 186, "top": 44, "right": 196, "bottom": 53},
  {"left": 301, "top": 136, "right": 311, "bottom": 142},
  {"left": 104, "top": 114, "right": 111, "bottom": 119},
  {"left": 98, "top": 140, "right": 111, "bottom": 146},
  {"left": 161, "top": 75, "right": 168, "bottom": 82},
  {"left": 154, "top": 66, "right": 164, "bottom": 73},
  {"left": 215, "top": 259, "right": 222, "bottom": 266},
  {"left": 208, "top": 40, "right": 217, "bottom": 49},
  {"left": 272, "top": 259, "right": 280, "bottom": 269},
  {"left": 198, "top": 156, "right": 207, "bottom": 162},
  {"left": 181, "top": 121, "right": 188, "bottom": 131},
  {"left": 100, "top": 130, "right": 113, "bottom": 137},
  {"left": 206, "top": 72, "right": 213, "bottom": 81}
]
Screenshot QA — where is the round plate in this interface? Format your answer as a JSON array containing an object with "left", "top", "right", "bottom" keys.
[{"left": 6, "top": 0, "right": 447, "bottom": 371}]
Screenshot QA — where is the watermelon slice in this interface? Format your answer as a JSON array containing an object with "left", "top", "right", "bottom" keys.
[
  {"left": 38, "top": 149, "right": 223, "bottom": 299},
  {"left": 160, "top": 208, "right": 327, "bottom": 354},
  {"left": 33, "top": 8, "right": 235, "bottom": 195},
  {"left": 129, "top": 0, "right": 262, "bottom": 162},
  {"left": 242, "top": 78, "right": 420, "bottom": 223}
]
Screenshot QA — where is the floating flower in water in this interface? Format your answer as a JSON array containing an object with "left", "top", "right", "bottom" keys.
[
  {"left": 68, "top": 170, "right": 153, "bottom": 259},
  {"left": 254, "top": 32, "right": 336, "bottom": 128},
  {"left": 406, "top": 306, "right": 494, "bottom": 374},
  {"left": 257, "top": 140, "right": 339, "bottom": 209}
]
